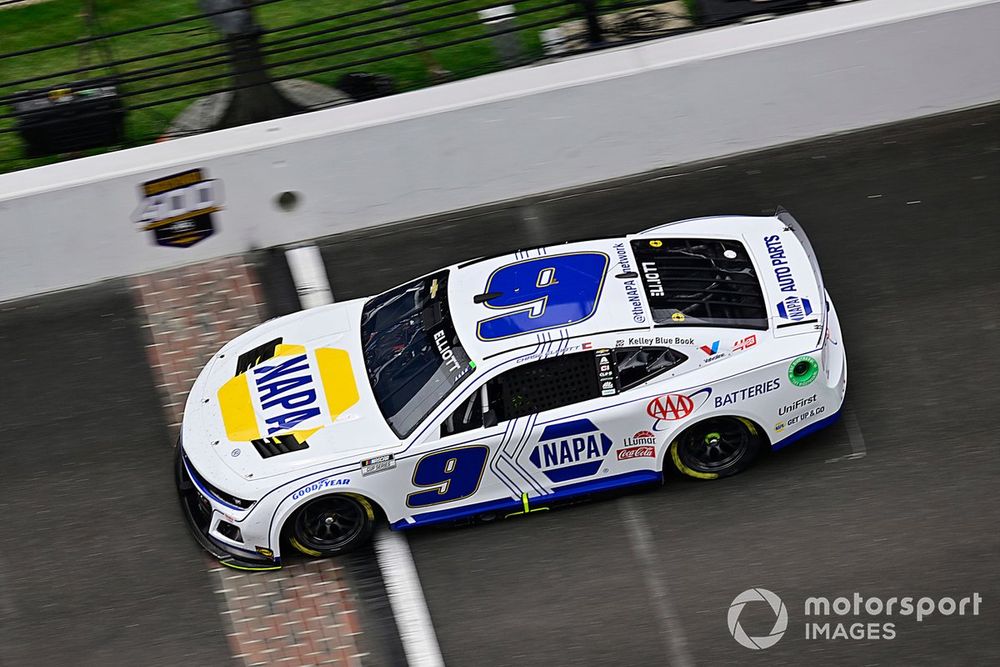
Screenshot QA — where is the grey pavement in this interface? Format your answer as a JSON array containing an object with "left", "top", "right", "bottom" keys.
[
  {"left": 1, "top": 103, "right": 997, "bottom": 666},
  {"left": 0, "top": 282, "right": 233, "bottom": 666},
  {"left": 320, "top": 103, "right": 1000, "bottom": 666}
]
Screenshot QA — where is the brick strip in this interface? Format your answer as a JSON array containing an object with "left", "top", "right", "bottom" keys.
[
  {"left": 212, "top": 561, "right": 367, "bottom": 667},
  {"left": 130, "top": 255, "right": 365, "bottom": 666},
  {"left": 130, "top": 256, "right": 267, "bottom": 431}
]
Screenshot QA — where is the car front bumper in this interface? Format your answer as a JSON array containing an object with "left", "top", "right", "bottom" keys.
[{"left": 175, "top": 446, "right": 282, "bottom": 571}]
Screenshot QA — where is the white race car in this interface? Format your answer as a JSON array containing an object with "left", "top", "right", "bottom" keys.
[{"left": 177, "top": 209, "right": 846, "bottom": 570}]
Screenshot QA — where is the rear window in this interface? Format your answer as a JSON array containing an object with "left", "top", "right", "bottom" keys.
[
  {"left": 631, "top": 238, "right": 768, "bottom": 330},
  {"left": 614, "top": 347, "right": 687, "bottom": 390}
]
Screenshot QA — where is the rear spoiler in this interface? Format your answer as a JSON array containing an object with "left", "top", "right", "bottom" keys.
[{"left": 775, "top": 207, "right": 827, "bottom": 348}]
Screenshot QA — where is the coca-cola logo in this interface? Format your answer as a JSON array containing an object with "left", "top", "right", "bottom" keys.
[{"left": 617, "top": 446, "right": 656, "bottom": 460}]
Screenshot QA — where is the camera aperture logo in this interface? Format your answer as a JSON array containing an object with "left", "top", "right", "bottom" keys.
[
  {"left": 728, "top": 588, "right": 984, "bottom": 649},
  {"left": 728, "top": 588, "right": 788, "bottom": 650}
]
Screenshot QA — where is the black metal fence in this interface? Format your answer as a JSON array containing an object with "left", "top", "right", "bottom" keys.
[{"left": 0, "top": 0, "right": 852, "bottom": 168}]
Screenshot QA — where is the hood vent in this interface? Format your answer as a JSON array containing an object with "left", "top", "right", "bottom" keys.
[
  {"left": 235, "top": 337, "right": 283, "bottom": 376},
  {"left": 252, "top": 434, "right": 309, "bottom": 458}
]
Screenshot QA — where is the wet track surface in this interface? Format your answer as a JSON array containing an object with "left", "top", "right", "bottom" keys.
[
  {"left": 0, "top": 284, "right": 232, "bottom": 665},
  {"left": 2, "top": 104, "right": 999, "bottom": 665}
]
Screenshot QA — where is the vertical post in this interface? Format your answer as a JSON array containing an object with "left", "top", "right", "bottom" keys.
[
  {"left": 200, "top": 0, "right": 303, "bottom": 129},
  {"left": 579, "top": 0, "right": 604, "bottom": 46},
  {"left": 478, "top": 5, "right": 526, "bottom": 67}
]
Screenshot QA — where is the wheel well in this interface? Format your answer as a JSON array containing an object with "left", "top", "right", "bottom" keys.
[
  {"left": 733, "top": 416, "right": 771, "bottom": 448},
  {"left": 659, "top": 414, "right": 771, "bottom": 469},
  {"left": 279, "top": 491, "right": 387, "bottom": 541}
]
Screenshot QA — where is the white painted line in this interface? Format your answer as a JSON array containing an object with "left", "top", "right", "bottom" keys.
[
  {"left": 518, "top": 204, "right": 548, "bottom": 247},
  {"left": 619, "top": 498, "right": 694, "bottom": 667},
  {"left": 285, "top": 245, "right": 335, "bottom": 309},
  {"left": 825, "top": 407, "right": 867, "bottom": 463},
  {"left": 649, "top": 171, "right": 690, "bottom": 181},
  {"left": 374, "top": 528, "right": 446, "bottom": 667},
  {"left": 844, "top": 407, "right": 867, "bottom": 458},
  {"left": 286, "top": 242, "right": 444, "bottom": 667}
]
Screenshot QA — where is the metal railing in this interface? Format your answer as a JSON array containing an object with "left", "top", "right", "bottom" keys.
[{"left": 0, "top": 0, "right": 853, "bottom": 168}]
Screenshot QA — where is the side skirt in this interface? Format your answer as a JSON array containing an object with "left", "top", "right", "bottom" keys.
[
  {"left": 771, "top": 409, "right": 842, "bottom": 451},
  {"left": 390, "top": 470, "right": 662, "bottom": 530}
]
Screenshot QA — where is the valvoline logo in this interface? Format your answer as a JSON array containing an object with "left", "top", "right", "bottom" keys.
[
  {"left": 529, "top": 419, "right": 612, "bottom": 483},
  {"left": 777, "top": 296, "right": 813, "bottom": 322}
]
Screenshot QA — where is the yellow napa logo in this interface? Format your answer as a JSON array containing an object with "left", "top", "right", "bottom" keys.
[{"left": 217, "top": 345, "right": 358, "bottom": 442}]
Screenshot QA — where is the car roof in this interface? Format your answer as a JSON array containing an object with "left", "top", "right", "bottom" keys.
[
  {"left": 447, "top": 237, "right": 639, "bottom": 362},
  {"left": 446, "top": 215, "right": 793, "bottom": 365}
]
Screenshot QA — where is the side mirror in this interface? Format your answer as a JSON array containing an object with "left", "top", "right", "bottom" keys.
[{"left": 483, "top": 409, "right": 498, "bottom": 428}]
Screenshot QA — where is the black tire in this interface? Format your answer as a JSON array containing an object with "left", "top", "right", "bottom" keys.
[
  {"left": 288, "top": 494, "right": 376, "bottom": 557},
  {"left": 669, "top": 416, "right": 763, "bottom": 480}
]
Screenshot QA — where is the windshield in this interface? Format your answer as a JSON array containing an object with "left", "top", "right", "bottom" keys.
[{"left": 361, "top": 270, "right": 474, "bottom": 438}]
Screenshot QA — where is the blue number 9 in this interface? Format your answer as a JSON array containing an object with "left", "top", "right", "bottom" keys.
[
  {"left": 406, "top": 445, "right": 489, "bottom": 508},
  {"left": 477, "top": 252, "right": 609, "bottom": 341}
]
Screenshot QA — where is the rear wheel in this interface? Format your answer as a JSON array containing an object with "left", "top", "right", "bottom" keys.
[
  {"left": 289, "top": 494, "right": 376, "bottom": 557},
  {"left": 669, "top": 417, "right": 762, "bottom": 480}
]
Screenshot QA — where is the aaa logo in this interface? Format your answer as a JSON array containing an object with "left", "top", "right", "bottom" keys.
[
  {"left": 647, "top": 387, "right": 713, "bottom": 431},
  {"left": 647, "top": 393, "right": 694, "bottom": 420}
]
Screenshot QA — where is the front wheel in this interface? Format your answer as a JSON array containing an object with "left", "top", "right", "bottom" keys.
[
  {"left": 289, "top": 494, "right": 376, "bottom": 557},
  {"left": 669, "top": 417, "right": 763, "bottom": 480}
]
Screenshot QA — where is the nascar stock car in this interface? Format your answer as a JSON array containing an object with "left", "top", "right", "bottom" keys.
[{"left": 177, "top": 208, "right": 846, "bottom": 570}]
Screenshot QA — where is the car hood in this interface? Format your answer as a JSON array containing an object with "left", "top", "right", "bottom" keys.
[{"left": 181, "top": 299, "right": 399, "bottom": 482}]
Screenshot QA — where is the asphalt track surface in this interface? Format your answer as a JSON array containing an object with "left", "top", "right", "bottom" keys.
[
  {"left": 0, "top": 284, "right": 232, "bottom": 665},
  {"left": 2, "top": 103, "right": 999, "bottom": 666}
]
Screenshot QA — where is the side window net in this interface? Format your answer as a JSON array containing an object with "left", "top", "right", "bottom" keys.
[
  {"left": 495, "top": 352, "right": 600, "bottom": 421},
  {"left": 439, "top": 350, "right": 610, "bottom": 437},
  {"left": 614, "top": 347, "right": 687, "bottom": 390}
]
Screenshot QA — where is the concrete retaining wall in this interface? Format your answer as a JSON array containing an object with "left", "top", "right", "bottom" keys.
[{"left": 1, "top": 0, "right": 998, "bottom": 302}]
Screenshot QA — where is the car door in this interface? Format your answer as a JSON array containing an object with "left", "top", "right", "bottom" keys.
[
  {"left": 398, "top": 349, "right": 626, "bottom": 522},
  {"left": 438, "top": 349, "right": 624, "bottom": 497},
  {"left": 396, "top": 345, "right": 689, "bottom": 522},
  {"left": 397, "top": 383, "right": 526, "bottom": 523},
  {"left": 506, "top": 346, "right": 689, "bottom": 496}
]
